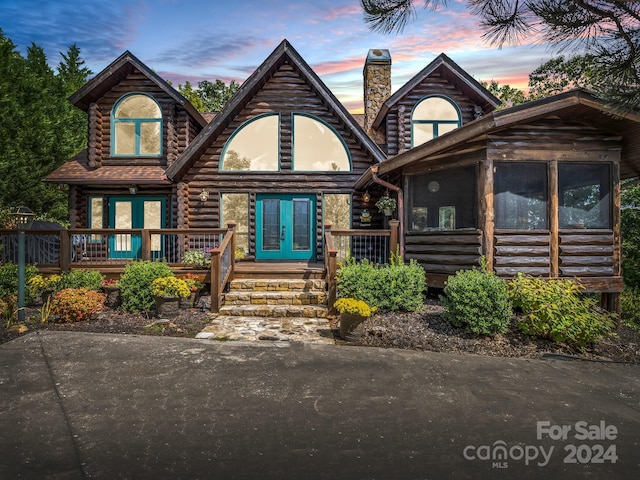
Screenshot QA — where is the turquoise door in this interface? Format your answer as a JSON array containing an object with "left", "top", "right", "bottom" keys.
[
  {"left": 256, "top": 194, "right": 315, "bottom": 260},
  {"left": 108, "top": 197, "right": 165, "bottom": 259}
]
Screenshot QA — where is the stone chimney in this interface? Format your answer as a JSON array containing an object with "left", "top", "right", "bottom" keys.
[{"left": 363, "top": 49, "right": 391, "bottom": 141}]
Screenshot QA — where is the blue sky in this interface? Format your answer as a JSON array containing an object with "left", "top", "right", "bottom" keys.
[{"left": 0, "top": 0, "right": 556, "bottom": 112}]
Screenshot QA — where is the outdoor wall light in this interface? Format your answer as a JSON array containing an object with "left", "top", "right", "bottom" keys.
[
  {"left": 129, "top": 185, "right": 138, "bottom": 195},
  {"left": 199, "top": 189, "right": 210, "bottom": 202},
  {"left": 362, "top": 191, "right": 371, "bottom": 203}
]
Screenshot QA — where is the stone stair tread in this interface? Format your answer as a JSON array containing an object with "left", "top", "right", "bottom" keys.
[
  {"left": 219, "top": 304, "right": 329, "bottom": 318},
  {"left": 229, "top": 279, "right": 326, "bottom": 292}
]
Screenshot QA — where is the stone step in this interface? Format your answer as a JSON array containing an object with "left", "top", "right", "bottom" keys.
[
  {"left": 219, "top": 304, "right": 329, "bottom": 318},
  {"left": 224, "top": 290, "right": 327, "bottom": 306},
  {"left": 229, "top": 278, "right": 326, "bottom": 292},
  {"left": 196, "top": 316, "right": 334, "bottom": 344}
]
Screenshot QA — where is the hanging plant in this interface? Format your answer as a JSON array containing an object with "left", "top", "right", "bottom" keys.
[{"left": 375, "top": 194, "right": 397, "bottom": 213}]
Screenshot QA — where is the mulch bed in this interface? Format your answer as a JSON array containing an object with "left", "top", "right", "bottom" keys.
[{"left": 2, "top": 296, "right": 639, "bottom": 363}]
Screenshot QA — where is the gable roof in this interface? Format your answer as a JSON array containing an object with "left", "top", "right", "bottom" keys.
[
  {"left": 69, "top": 50, "right": 207, "bottom": 128},
  {"left": 371, "top": 53, "right": 500, "bottom": 130},
  {"left": 165, "top": 39, "right": 386, "bottom": 181},
  {"left": 356, "top": 89, "right": 640, "bottom": 189}
]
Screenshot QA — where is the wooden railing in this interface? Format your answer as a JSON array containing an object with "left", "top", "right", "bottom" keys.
[
  {"left": 324, "top": 221, "right": 399, "bottom": 314},
  {"left": 1, "top": 224, "right": 237, "bottom": 312},
  {"left": 210, "top": 222, "right": 236, "bottom": 313}
]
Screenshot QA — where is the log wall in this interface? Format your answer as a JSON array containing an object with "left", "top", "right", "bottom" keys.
[{"left": 493, "top": 231, "right": 551, "bottom": 277}]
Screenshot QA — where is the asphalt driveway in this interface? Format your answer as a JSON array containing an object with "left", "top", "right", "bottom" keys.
[{"left": 1, "top": 331, "right": 638, "bottom": 479}]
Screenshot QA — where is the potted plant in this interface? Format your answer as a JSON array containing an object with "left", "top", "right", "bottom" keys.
[
  {"left": 101, "top": 278, "right": 121, "bottom": 309},
  {"left": 334, "top": 297, "right": 377, "bottom": 340},
  {"left": 180, "top": 273, "right": 205, "bottom": 308},
  {"left": 28, "top": 274, "right": 61, "bottom": 304},
  {"left": 152, "top": 276, "right": 191, "bottom": 317},
  {"left": 182, "top": 249, "right": 208, "bottom": 268},
  {"left": 375, "top": 194, "right": 397, "bottom": 216}
]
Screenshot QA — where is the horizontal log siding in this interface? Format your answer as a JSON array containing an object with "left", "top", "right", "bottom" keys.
[
  {"left": 386, "top": 72, "right": 479, "bottom": 156},
  {"left": 559, "top": 230, "right": 615, "bottom": 277},
  {"left": 183, "top": 63, "right": 379, "bottom": 231},
  {"left": 487, "top": 120, "right": 622, "bottom": 162},
  {"left": 95, "top": 69, "right": 199, "bottom": 165},
  {"left": 405, "top": 230, "right": 482, "bottom": 277},
  {"left": 493, "top": 231, "right": 551, "bottom": 277}
]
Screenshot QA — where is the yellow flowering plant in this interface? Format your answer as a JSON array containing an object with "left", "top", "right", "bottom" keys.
[
  {"left": 151, "top": 276, "right": 191, "bottom": 298},
  {"left": 28, "top": 274, "right": 61, "bottom": 297},
  {"left": 333, "top": 298, "right": 377, "bottom": 317}
]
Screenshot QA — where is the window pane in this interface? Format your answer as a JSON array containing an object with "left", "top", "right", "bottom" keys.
[
  {"left": 262, "top": 199, "right": 280, "bottom": 251},
  {"left": 438, "top": 123, "right": 458, "bottom": 136},
  {"left": 408, "top": 166, "right": 476, "bottom": 231},
  {"left": 222, "top": 115, "right": 279, "bottom": 171},
  {"left": 495, "top": 163, "right": 548, "bottom": 229},
  {"left": 90, "top": 198, "right": 103, "bottom": 230},
  {"left": 413, "top": 97, "right": 459, "bottom": 121},
  {"left": 222, "top": 193, "right": 249, "bottom": 252},
  {"left": 115, "top": 123, "right": 135, "bottom": 154},
  {"left": 324, "top": 194, "right": 351, "bottom": 229},
  {"left": 293, "top": 199, "right": 311, "bottom": 250},
  {"left": 143, "top": 201, "right": 162, "bottom": 251},
  {"left": 114, "top": 201, "right": 132, "bottom": 251},
  {"left": 293, "top": 115, "right": 350, "bottom": 171},
  {"left": 140, "top": 122, "right": 161, "bottom": 155},
  {"left": 116, "top": 95, "right": 161, "bottom": 118},
  {"left": 559, "top": 163, "right": 610, "bottom": 229},
  {"left": 412, "top": 123, "right": 434, "bottom": 145}
]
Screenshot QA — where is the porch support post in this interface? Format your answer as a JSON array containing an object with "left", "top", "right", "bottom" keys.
[
  {"left": 141, "top": 229, "right": 151, "bottom": 260},
  {"left": 227, "top": 221, "right": 237, "bottom": 280},
  {"left": 324, "top": 222, "right": 338, "bottom": 315},
  {"left": 60, "top": 230, "right": 71, "bottom": 273},
  {"left": 210, "top": 250, "right": 221, "bottom": 313},
  {"left": 610, "top": 160, "right": 622, "bottom": 322},
  {"left": 479, "top": 159, "right": 494, "bottom": 271},
  {"left": 549, "top": 161, "right": 559, "bottom": 278},
  {"left": 388, "top": 219, "right": 399, "bottom": 257}
]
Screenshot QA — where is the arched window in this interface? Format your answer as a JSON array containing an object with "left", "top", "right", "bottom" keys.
[
  {"left": 112, "top": 94, "right": 162, "bottom": 156},
  {"left": 221, "top": 114, "right": 279, "bottom": 171},
  {"left": 411, "top": 96, "right": 461, "bottom": 147},
  {"left": 293, "top": 114, "right": 351, "bottom": 171}
]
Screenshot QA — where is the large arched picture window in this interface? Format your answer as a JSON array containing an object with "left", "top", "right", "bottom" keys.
[
  {"left": 112, "top": 94, "right": 162, "bottom": 156},
  {"left": 221, "top": 114, "right": 279, "bottom": 171},
  {"left": 411, "top": 96, "right": 461, "bottom": 147},
  {"left": 293, "top": 114, "right": 351, "bottom": 171}
]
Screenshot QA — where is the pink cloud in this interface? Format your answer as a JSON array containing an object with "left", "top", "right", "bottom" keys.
[
  {"left": 313, "top": 56, "right": 364, "bottom": 76},
  {"left": 323, "top": 4, "right": 362, "bottom": 20}
]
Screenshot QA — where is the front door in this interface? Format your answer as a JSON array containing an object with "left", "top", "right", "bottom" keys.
[
  {"left": 108, "top": 197, "right": 165, "bottom": 259},
  {"left": 256, "top": 194, "right": 315, "bottom": 260}
]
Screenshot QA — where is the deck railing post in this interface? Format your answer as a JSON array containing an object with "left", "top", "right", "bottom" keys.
[
  {"left": 141, "top": 229, "right": 151, "bottom": 260},
  {"left": 389, "top": 219, "right": 400, "bottom": 258},
  {"left": 60, "top": 229, "right": 70, "bottom": 273},
  {"left": 210, "top": 250, "right": 221, "bottom": 313},
  {"left": 324, "top": 223, "right": 338, "bottom": 315}
]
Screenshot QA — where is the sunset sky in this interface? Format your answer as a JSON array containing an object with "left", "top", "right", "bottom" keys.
[{"left": 0, "top": 0, "right": 558, "bottom": 112}]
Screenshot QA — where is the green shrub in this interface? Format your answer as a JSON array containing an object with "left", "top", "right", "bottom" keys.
[
  {"left": 336, "top": 254, "right": 426, "bottom": 312},
  {"left": 51, "top": 288, "right": 105, "bottom": 322},
  {"left": 0, "top": 262, "right": 39, "bottom": 302},
  {"left": 620, "top": 288, "right": 640, "bottom": 331},
  {"left": 58, "top": 269, "right": 104, "bottom": 292},
  {"left": 508, "top": 273, "right": 616, "bottom": 348},
  {"left": 441, "top": 267, "right": 512, "bottom": 336},
  {"left": 119, "top": 261, "right": 174, "bottom": 312}
]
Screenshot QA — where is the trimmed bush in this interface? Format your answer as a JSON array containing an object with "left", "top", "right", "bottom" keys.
[
  {"left": 51, "top": 288, "right": 105, "bottom": 322},
  {"left": 621, "top": 288, "right": 640, "bottom": 331},
  {"left": 119, "top": 261, "right": 174, "bottom": 312},
  {"left": 336, "top": 254, "right": 426, "bottom": 312},
  {"left": 508, "top": 273, "right": 616, "bottom": 348},
  {"left": 0, "top": 262, "right": 39, "bottom": 302},
  {"left": 441, "top": 267, "right": 512, "bottom": 336},
  {"left": 58, "top": 269, "right": 104, "bottom": 292}
]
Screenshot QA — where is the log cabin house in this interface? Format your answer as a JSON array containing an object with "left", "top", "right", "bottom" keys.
[{"left": 41, "top": 39, "right": 640, "bottom": 312}]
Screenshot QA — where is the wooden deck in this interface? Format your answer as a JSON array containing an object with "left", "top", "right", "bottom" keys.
[{"left": 234, "top": 261, "right": 326, "bottom": 280}]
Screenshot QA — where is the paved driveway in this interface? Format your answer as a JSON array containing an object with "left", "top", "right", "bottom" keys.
[{"left": 1, "top": 331, "right": 639, "bottom": 479}]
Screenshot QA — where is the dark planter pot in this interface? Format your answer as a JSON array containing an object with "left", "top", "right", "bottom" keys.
[
  {"left": 339, "top": 313, "right": 368, "bottom": 341},
  {"left": 103, "top": 286, "right": 121, "bottom": 309},
  {"left": 155, "top": 296, "right": 180, "bottom": 318},
  {"left": 180, "top": 289, "right": 201, "bottom": 309}
]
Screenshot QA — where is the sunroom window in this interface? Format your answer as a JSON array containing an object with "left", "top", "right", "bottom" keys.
[
  {"left": 559, "top": 163, "right": 611, "bottom": 229},
  {"left": 494, "top": 162, "right": 548, "bottom": 229},
  {"left": 407, "top": 165, "right": 476, "bottom": 231},
  {"left": 221, "top": 193, "right": 249, "bottom": 253},
  {"left": 112, "top": 94, "right": 162, "bottom": 156},
  {"left": 293, "top": 114, "right": 351, "bottom": 171},
  {"left": 221, "top": 114, "right": 279, "bottom": 171},
  {"left": 411, "top": 96, "right": 461, "bottom": 147}
]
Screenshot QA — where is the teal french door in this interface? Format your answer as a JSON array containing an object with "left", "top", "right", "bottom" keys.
[
  {"left": 108, "top": 197, "right": 165, "bottom": 259},
  {"left": 256, "top": 194, "right": 315, "bottom": 260}
]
